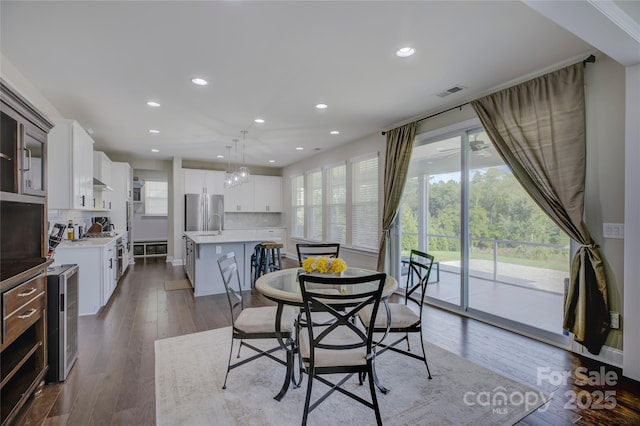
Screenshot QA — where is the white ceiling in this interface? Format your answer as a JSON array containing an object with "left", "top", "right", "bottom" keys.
[{"left": 0, "top": 1, "right": 599, "bottom": 169}]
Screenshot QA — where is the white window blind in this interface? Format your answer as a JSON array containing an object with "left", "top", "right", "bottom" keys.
[
  {"left": 307, "top": 170, "right": 323, "bottom": 241},
  {"left": 351, "top": 154, "right": 379, "bottom": 249},
  {"left": 326, "top": 163, "right": 346, "bottom": 243},
  {"left": 144, "top": 180, "right": 168, "bottom": 216},
  {"left": 291, "top": 175, "right": 304, "bottom": 238}
]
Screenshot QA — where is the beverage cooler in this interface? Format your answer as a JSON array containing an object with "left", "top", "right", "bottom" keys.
[{"left": 46, "top": 264, "right": 79, "bottom": 382}]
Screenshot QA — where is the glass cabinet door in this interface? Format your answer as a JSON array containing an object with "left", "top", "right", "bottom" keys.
[
  {"left": 21, "top": 122, "right": 46, "bottom": 197},
  {"left": 1, "top": 110, "right": 19, "bottom": 193}
]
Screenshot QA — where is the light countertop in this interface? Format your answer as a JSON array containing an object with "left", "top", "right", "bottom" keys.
[
  {"left": 56, "top": 234, "right": 122, "bottom": 249},
  {"left": 184, "top": 229, "right": 281, "bottom": 244}
]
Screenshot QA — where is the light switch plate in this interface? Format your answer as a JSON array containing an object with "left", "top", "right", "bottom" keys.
[
  {"left": 610, "top": 312, "right": 620, "bottom": 329},
  {"left": 215, "top": 245, "right": 222, "bottom": 254},
  {"left": 603, "top": 223, "right": 624, "bottom": 239}
]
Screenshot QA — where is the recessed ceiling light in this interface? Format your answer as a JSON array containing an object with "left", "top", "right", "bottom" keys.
[
  {"left": 315, "top": 103, "right": 328, "bottom": 109},
  {"left": 268, "top": 160, "right": 275, "bottom": 163},
  {"left": 191, "top": 77, "right": 208, "bottom": 86},
  {"left": 330, "top": 130, "right": 340, "bottom": 135},
  {"left": 396, "top": 46, "right": 415, "bottom": 58},
  {"left": 151, "top": 149, "right": 159, "bottom": 153},
  {"left": 149, "top": 129, "right": 160, "bottom": 134},
  {"left": 216, "top": 155, "right": 224, "bottom": 159},
  {"left": 146, "top": 101, "right": 161, "bottom": 107},
  {"left": 254, "top": 118, "right": 265, "bottom": 124},
  {"left": 296, "top": 147, "right": 304, "bottom": 151}
]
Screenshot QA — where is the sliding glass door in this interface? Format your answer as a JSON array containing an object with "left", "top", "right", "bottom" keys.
[{"left": 396, "top": 125, "right": 571, "bottom": 343}]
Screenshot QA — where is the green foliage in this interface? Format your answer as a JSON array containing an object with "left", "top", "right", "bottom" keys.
[{"left": 400, "top": 166, "right": 569, "bottom": 263}]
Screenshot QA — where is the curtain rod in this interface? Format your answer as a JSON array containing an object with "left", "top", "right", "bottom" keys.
[{"left": 381, "top": 54, "right": 596, "bottom": 136}]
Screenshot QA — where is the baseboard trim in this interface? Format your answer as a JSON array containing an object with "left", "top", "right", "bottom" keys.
[
  {"left": 571, "top": 341, "right": 623, "bottom": 368},
  {"left": 170, "top": 257, "right": 184, "bottom": 266}
]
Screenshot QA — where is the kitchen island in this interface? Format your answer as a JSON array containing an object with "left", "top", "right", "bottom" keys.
[{"left": 183, "top": 230, "right": 282, "bottom": 297}]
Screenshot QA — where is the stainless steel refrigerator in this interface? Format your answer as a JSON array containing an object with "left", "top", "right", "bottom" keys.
[{"left": 184, "top": 193, "right": 224, "bottom": 232}]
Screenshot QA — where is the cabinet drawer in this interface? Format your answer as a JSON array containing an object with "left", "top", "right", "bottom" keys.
[
  {"left": 3, "top": 274, "right": 45, "bottom": 318},
  {"left": 2, "top": 294, "right": 44, "bottom": 347}
]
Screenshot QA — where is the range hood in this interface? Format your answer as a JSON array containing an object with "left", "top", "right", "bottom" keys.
[{"left": 93, "top": 177, "right": 114, "bottom": 191}]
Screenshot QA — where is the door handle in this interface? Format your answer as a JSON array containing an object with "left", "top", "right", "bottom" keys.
[{"left": 22, "top": 147, "right": 32, "bottom": 171}]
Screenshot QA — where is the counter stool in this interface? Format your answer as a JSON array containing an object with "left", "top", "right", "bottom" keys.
[
  {"left": 261, "top": 242, "right": 283, "bottom": 274},
  {"left": 251, "top": 241, "right": 284, "bottom": 287}
]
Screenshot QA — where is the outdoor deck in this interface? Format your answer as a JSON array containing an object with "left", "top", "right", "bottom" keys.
[{"left": 404, "top": 260, "right": 568, "bottom": 336}]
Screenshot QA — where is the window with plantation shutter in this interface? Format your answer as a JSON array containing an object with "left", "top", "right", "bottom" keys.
[
  {"left": 351, "top": 154, "right": 378, "bottom": 249},
  {"left": 291, "top": 175, "right": 304, "bottom": 238},
  {"left": 307, "top": 170, "right": 323, "bottom": 241},
  {"left": 326, "top": 163, "right": 346, "bottom": 243}
]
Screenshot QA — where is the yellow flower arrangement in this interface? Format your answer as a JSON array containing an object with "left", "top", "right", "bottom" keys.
[{"left": 302, "top": 256, "right": 348, "bottom": 274}]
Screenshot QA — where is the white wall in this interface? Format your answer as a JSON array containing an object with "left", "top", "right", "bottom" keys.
[{"left": 623, "top": 64, "right": 640, "bottom": 380}]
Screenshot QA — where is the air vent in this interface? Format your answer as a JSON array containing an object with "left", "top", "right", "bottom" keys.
[{"left": 436, "top": 85, "right": 466, "bottom": 98}]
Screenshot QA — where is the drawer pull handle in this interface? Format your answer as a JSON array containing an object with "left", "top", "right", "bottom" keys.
[
  {"left": 18, "top": 288, "right": 37, "bottom": 297},
  {"left": 18, "top": 308, "right": 38, "bottom": 319}
]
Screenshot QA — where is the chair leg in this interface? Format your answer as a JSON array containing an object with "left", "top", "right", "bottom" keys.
[
  {"left": 367, "top": 366, "right": 383, "bottom": 426},
  {"left": 406, "top": 331, "right": 411, "bottom": 351},
  {"left": 302, "top": 367, "right": 314, "bottom": 426},
  {"left": 419, "top": 332, "right": 432, "bottom": 379},
  {"left": 236, "top": 339, "right": 243, "bottom": 358},
  {"left": 222, "top": 338, "right": 235, "bottom": 389}
]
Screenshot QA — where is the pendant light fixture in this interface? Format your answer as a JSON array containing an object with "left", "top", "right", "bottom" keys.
[
  {"left": 238, "top": 130, "right": 250, "bottom": 183},
  {"left": 223, "top": 131, "right": 251, "bottom": 189},
  {"left": 224, "top": 145, "right": 234, "bottom": 188}
]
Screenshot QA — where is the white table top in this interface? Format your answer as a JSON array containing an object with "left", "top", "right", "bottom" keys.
[{"left": 256, "top": 267, "right": 397, "bottom": 305}]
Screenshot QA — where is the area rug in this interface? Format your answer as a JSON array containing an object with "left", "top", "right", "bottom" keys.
[
  {"left": 155, "top": 327, "right": 550, "bottom": 426},
  {"left": 164, "top": 279, "right": 192, "bottom": 291}
]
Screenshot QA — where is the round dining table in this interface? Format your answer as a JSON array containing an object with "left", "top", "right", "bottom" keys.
[{"left": 255, "top": 267, "right": 398, "bottom": 400}]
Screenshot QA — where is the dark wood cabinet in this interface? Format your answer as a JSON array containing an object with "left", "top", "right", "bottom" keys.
[{"left": 0, "top": 78, "right": 53, "bottom": 425}]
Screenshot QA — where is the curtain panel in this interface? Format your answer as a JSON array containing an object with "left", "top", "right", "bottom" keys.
[
  {"left": 471, "top": 62, "right": 609, "bottom": 354},
  {"left": 376, "top": 122, "right": 416, "bottom": 272}
]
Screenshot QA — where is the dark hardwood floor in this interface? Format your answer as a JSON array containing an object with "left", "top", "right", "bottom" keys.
[{"left": 14, "top": 257, "right": 640, "bottom": 425}]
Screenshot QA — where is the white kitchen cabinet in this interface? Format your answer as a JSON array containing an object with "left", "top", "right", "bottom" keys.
[
  {"left": 224, "top": 175, "right": 254, "bottom": 212},
  {"left": 102, "top": 241, "right": 117, "bottom": 306},
  {"left": 48, "top": 119, "right": 94, "bottom": 210},
  {"left": 254, "top": 176, "right": 282, "bottom": 212},
  {"left": 184, "top": 168, "right": 224, "bottom": 194},
  {"left": 51, "top": 239, "right": 119, "bottom": 315},
  {"left": 93, "top": 151, "right": 112, "bottom": 210},
  {"left": 110, "top": 162, "right": 131, "bottom": 234},
  {"left": 255, "top": 228, "right": 284, "bottom": 241}
]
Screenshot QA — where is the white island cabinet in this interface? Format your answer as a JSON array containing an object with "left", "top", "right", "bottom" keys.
[{"left": 183, "top": 230, "right": 285, "bottom": 296}]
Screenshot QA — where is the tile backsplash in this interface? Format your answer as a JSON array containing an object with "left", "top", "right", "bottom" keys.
[
  {"left": 225, "top": 212, "right": 284, "bottom": 229},
  {"left": 47, "top": 210, "right": 106, "bottom": 235}
]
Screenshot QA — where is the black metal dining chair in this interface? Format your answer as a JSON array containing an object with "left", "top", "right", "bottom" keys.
[
  {"left": 298, "top": 272, "right": 387, "bottom": 426},
  {"left": 296, "top": 243, "right": 340, "bottom": 266},
  {"left": 218, "top": 251, "right": 297, "bottom": 390},
  {"left": 358, "top": 249, "right": 435, "bottom": 380}
]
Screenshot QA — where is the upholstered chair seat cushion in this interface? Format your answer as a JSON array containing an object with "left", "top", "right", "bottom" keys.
[
  {"left": 359, "top": 303, "right": 420, "bottom": 329},
  {"left": 299, "top": 322, "right": 368, "bottom": 367},
  {"left": 234, "top": 306, "right": 296, "bottom": 334}
]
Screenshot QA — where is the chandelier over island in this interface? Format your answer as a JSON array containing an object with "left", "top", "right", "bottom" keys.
[{"left": 224, "top": 130, "right": 251, "bottom": 189}]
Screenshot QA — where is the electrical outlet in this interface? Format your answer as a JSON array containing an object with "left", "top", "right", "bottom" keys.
[
  {"left": 215, "top": 245, "right": 222, "bottom": 254},
  {"left": 603, "top": 223, "right": 624, "bottom": 239},
  {"left": 610, "top": 311, "right": 620, "bottom": 329}
]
